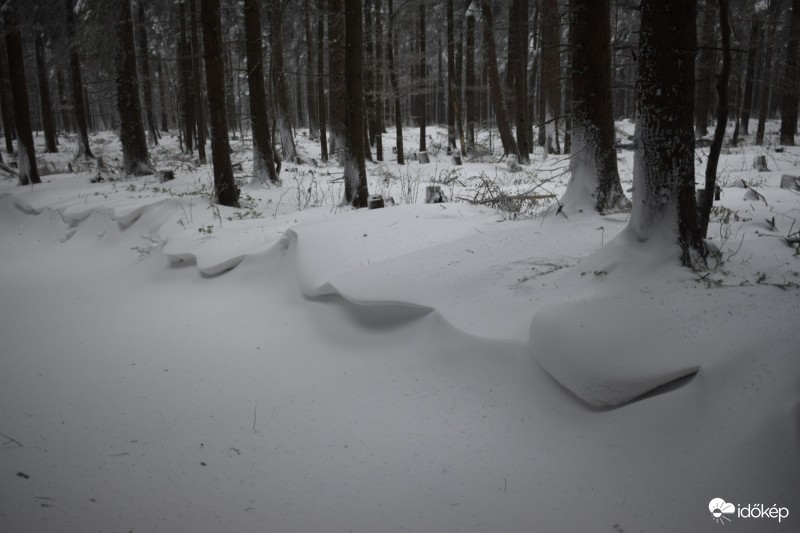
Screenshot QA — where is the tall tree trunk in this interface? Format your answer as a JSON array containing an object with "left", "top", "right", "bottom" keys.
[
  {"left": 270, "top": 1, "right": 297, "bottom": 162},
  {"left": 34, "top": 30, "right": 57, "bottom": 153},
  {"left": 200, "top": 0, "right": 238, "bottom": 207},
  {"left": 115, "top": 0, "right": 151, "bottom": 176},
  {"left": 64, "top": 0, "right": 93, "bottom": 158},
  {"left": 417, "top": 0, "right": 426, "bottom": 153},
  {"left": 135, "top": 0, "right": 159, "bottom": 145},
  {"left": 738, "top": 13, "right": 759, "bottom": 136},
  {"left": 633, "top": 0, "right": 704, "bottom": 268},
  {"left": 699, "top": 0, "right": 731, "bottom": 237},
  {"left": 56, "top": 69, "right": 75, "bottom": 135},
  {"left": 224, "top": 43, "right": 236, "bottom": 136},
  {"left": 446, "top": 0, "right": 455, "bottom": 150},
  {"left": 511, "top": 0, "right": 529, "bottom": 162},
  {"left": 373, "top": 0, "right": 383, "bottom": 161},
  {"left": 564, "top": 0, "right": 627, "bottom": 213},
  {"left": 480, "top": 0, "right": 520, "bottom": 159},
  {"left": 305, "top": 0, "right": 319, "bottom": 140},
  {"left": 780, "top": 0, "right": 800, "bottom": 146},
  {"left": 343, "top": 0, "right": 369, "bottom": 207},
  {"left": 189, "top": 0, "right": 206, "bottom": 163},
  {"left": 327, "top": 0, "right": 345, "bottom": 161},
  {"left": 243, "top": 0, "right": 279, "bottom": 185},
  {"left": 465, "top": 4, "right": 476, "bottom": 148},
  {"left": 541, "top": 0, "right": 560, "bottom": 154},
  {"left": 756, "top": 0, "right": 780, "bottom": 146},
  {"left": 317, "top": 0, "right": 328, "bottom": 162},
  {"left": 178, "top": 2, "right": 194, "bottom": 153},
  {"left": 0, "top": 36, "right": 15, "bottom": 154},
  {"left": 695, "top": 0, "right": 717, "bottom": 138},
  {"left": 387, "top": 0, "right": 404, "bottom": 164},
  {"left": 157, "top": 55, "right": 169, "bottom": 132},
  {"left": 3, "top": 3, "right": 40, "bottom": 184}
]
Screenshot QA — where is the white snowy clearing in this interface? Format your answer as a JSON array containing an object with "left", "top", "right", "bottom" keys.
[{"left": 1, "top": 123, "right": 799, "bottom": 532}]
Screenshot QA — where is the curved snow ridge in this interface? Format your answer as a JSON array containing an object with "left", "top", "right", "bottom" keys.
[{"left": 530, "top": 297, "right": 703, "bottom": 408}]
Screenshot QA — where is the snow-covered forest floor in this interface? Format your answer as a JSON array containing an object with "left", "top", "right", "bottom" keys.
[{"left": 1, "top": 122, "right": 799, "bottom": 532}]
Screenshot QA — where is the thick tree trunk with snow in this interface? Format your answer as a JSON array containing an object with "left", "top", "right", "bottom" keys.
[
  {"left": 465, "top": 5, "right": 476, "bottom": 147},
  {"left": 270, "top": 2, "right": 297, "bottom": 163},
  {"left": 695, "top": 0, "right": 717, "bottom": 139},
  {"left": 304, "top": 0, "right": 319, "bottom": 141},
  {"left": 633, "top": 0, "right": 704, "bottom": 268},
  {"left": 115, "top": 0, "right": 151, "bottom": 176},
  {"left": 135, "top": 1, "right": 158, "bottom": 146},
  {"left": 3, "top": 3, "right": 40, "bottom": 185},
  {"left": 178, "top": 2, "right": 194, "bottom": 154},
  {"left": 189, "top": 0, "right": 206, "bottom": 164},
  {"left": 387, "top": 0, "right": 404, "bottom": 164},
  {"left": 35, "top": 31, "right": 57, "bottom": 154},
  {"left": 739, "top": 14, "right": 759, "bottom": 136},
  {"left": 64, "top": 0, "right": 93, "bottom": 158},
  {"left": 316, "top": 0, "right": 328, "bottom": 162},
  {"left": 373, "top": 0, "right": 384, "bottom": 162},
  {"left": 243, "top": 0, "right": 279, "bottom": 185},
  {"left": 780, "top": 0, "right": 800, "bottom": 146},
  {"left": 0, "top": 37, "right": 14, "bottom": 154},
  {"left": 342, "top": 0, "right": 369, "bottom": 208},
  {"left": 480, "top": 0, "right": 520, "bottom": 160},
  {"left": 200, "top": 0, "right": 238, "bottom": 208},
  {"left": 417, "top": 0, "right": 426, "bottom": 153},
  {"left": 564, "top": 0, "right": 627, "bottom": 214},
  {"left": 756, "top": 0, "right": 780, "bottom": 146},
  {"left": 511, "top": 0, "right": 529, "bottom": 163},
  {"left": 446, "top": 0, "right": 455, "bottom": 150},
  {"left": 327, "top": 0, "right": 345, "bottom": 161}
]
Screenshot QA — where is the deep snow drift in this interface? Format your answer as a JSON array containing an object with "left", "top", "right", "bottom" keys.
[{"left": 1, "top": 125, "right": 799, "bottom": 532}]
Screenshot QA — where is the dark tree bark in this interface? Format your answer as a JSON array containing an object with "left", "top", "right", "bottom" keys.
[
  {"left": 564, "top": 0, "right": 627, "bottom": 213},
  {"left": 387, "top": 0, "right": 404, "bottom": 164},
  {"left": 64, "top": 0, "right": 93, "bottom": 158},
  {"left": 224, "top": 42, "right": 236, "bottom": 136},
  {"left": 243, "top": 0, "right": 279, "bottom": 185},
  {"left": 317, "top": 0, "right": 328, "bottom": 162},
  {"left": 200, "top": 0, "right": 238, "bottom": 207},
  {"left": 3, "top": 2, "right": 40, "bottom": 184},
  {"left": 157, "top": 55, "right": 168, "bottom": 132},
  {"left": 135, "top": 0, "right": 158, "bottom": 146},
  {"left": 34, "top": 30, "right": 57, "bottom": 153},
  {"left": 418, "top": 0, "right": 426, "bottom": 153},
  {"left": 541, "top": 0, "right": 560, "bottom": 153},
  {"left": 446, "top": 0, "right": 455, "bottom": 150},
  {"left": 342, "top": 0, "right": 369, "bottom": 207},
  {"left": 465, "top": 4, "right": 476, "bottom": 147},
  {"left": 178, "top": 2, "right": 194, "bottom": 153},
  {"left": 373, "top": 0, "right": 383, "bottom": 161},
  {"left": 699, "top": 0, "right": 730, "bottom": 237},
  {"left": 115, "top": 0, "right": 151, "bottom": 176},
  {"left": 304, "top": 0, "right": 319, "bottom": 140},
  {"left": 633, "top": 0, "right": 704, "bottom": 268},
  {"left": 327, "top": 0, "right": 345, "bottom": 161},
  {"left": 189, "top": 0, "right": 206, "bottom": 163},
  {"left": 480, "top": 0, "right": 520, "bottom": 159},
  {"left": 756, "top": 0, "right": 780, "bottom": 146},
  {"left": 0, "top": 36, "right": 14, "bottom": 154},
  {"left": 511, "top": 0, "right": 529, "bottom": 162},
  {"left": 56, "top": 69, "right": 75, "bottom": 134},
  {"left": 738, "top": 13, "right": 759, "bottom": 136},
  {"left": 270, "top": 1, "right": 297, "bottom": 162},
  {"left": 695, "top": 0, "right": 717, "bottom": 138},
  {"left": 436, "top": 34, "right": 444, "bottom": 126},
  {"left": 780, "top": 0, "right": 800, "bottom": 145}
]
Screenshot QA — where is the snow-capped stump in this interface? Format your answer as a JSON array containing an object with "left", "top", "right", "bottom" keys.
[
  {"left": 417, "top": 151, "right": 430, "bottom": 164},
  {"left": 367, "top": 194, "right": 385, "bottom": 209},
  {"left": 451, "top": 150, "right": 463, "bottom": 166},
  {"left": 752, "top": 155, "right": 769, "bottom": 172},
  {"left": 733, "top": 178, "right": 747, "bottom": 188},
  {"left": 744, "top": 185, "right": 767, "bottom": 204},
  {"left": 158, "top": 169, "right": 175, "bottom": 183},
  {"left": 425, "top": 185, "right": 445, "bottom": 204},
  {"left": 780, "top": 175, "right": 800, "bottom": 190},
  {"left": 506, "top": 153, "right": 520, "bottom": 172}
]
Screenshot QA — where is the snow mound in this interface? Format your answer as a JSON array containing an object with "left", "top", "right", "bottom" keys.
[{"left": 530, "top": 297, "right": 700, "bottom": 407}]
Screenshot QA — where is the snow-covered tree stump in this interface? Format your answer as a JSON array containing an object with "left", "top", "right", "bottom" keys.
[
  {"left": 367, "top": 194, "right": 385, "bottom": 209},
  {"left": 752, "top": 155, "right": 769, "bottom": 172},
  {"left": 426, "top": 185, "right": 445, "bottom": 203},
  {"left": 418, "top": 151, "right": 430, "bottom": 164},
  {"left": 451, "top": 150, "right": 462, "bottom": 165},
  {"left": 780, "top": 175, "right": 800, "bottom": 190},
  {"left": 158, "top": 169, "right": 175, "bottom": 182}
]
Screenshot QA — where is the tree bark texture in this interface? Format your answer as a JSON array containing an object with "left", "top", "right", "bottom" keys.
[
  {"left": 756, "top": 0, "right": 780, "bottom": 145},
  {"left": 317, "top": 0, "right": 328, "bottom": 162},
  {"left": 565, "top": 0, "right": 627, "bottom": 213},
  {"left": 327, "top": 0, "right": 345, "bottom": 161},
  {"left": 270, "top": 1, "right": 297, "bottom": 162},
  {"left": 178, "top": 2, "right": 194, "bottom": 153},
  {"left": 200, "top": 0, "right": 238, "bottom": 207},
  {"left": 343, "top": 0, "right": 369, "bottom": 207},
  {"left": 633, "top": 0, "right": 704, "bottom": 267},
  {"left": 387, "top": 0, "right": 404, "bottom": 164},
  {"left": 780, "top": 0, "right": 800, "bottom": 145},
  {"left": 465, "top": 5, "right": 476, "bottom": 147},
  {"left": 511, "top": 0, "right": 529, "bottom": 162},
  {"left": 0, "top": 36, "right": 14, "bottom": 154},
  {"left": 694, "top": 0, "right": 717, "bottom": 138},
  {"left": 35, "top": 31, "right": 57, "bottom": 153},
  {"left": 189, "top": 0, "right": 207, "bottom": 163},
  {"left": 373, "top": 0, "right": 383, "bottom": 161},
  {"left": 304, "top": 0, "right": 319, "bottom": 140},
  {"left": 446, "top": 0, "right": 455, "bottom": 150},
  {"left": 738, "top": 13, "right": 759, "bottom": 137},
  {"left": 243, "top": 0, "right": 279, "bottom": 185},
  {"left": 64, "top": 0, "right": 93, "bottom": 158},
  {"left": 115, "top": 0, "right": 151, "bottom": 176},
  {"left": 135, "top": 0, "right": 158, "bottom": 146},
  {"left": 418, "top": 0, "right": 426, "bottom": 153},
  {"left": 3, "top": 3, "right": 40, "bottom": 184},
  {"left": 541, "top": 0, "right": 560, "bottom": 153}
]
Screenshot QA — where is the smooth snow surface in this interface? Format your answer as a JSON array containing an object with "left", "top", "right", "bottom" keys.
[{"left": 1, "top": 126, "right": 799, "bottom": 532}]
